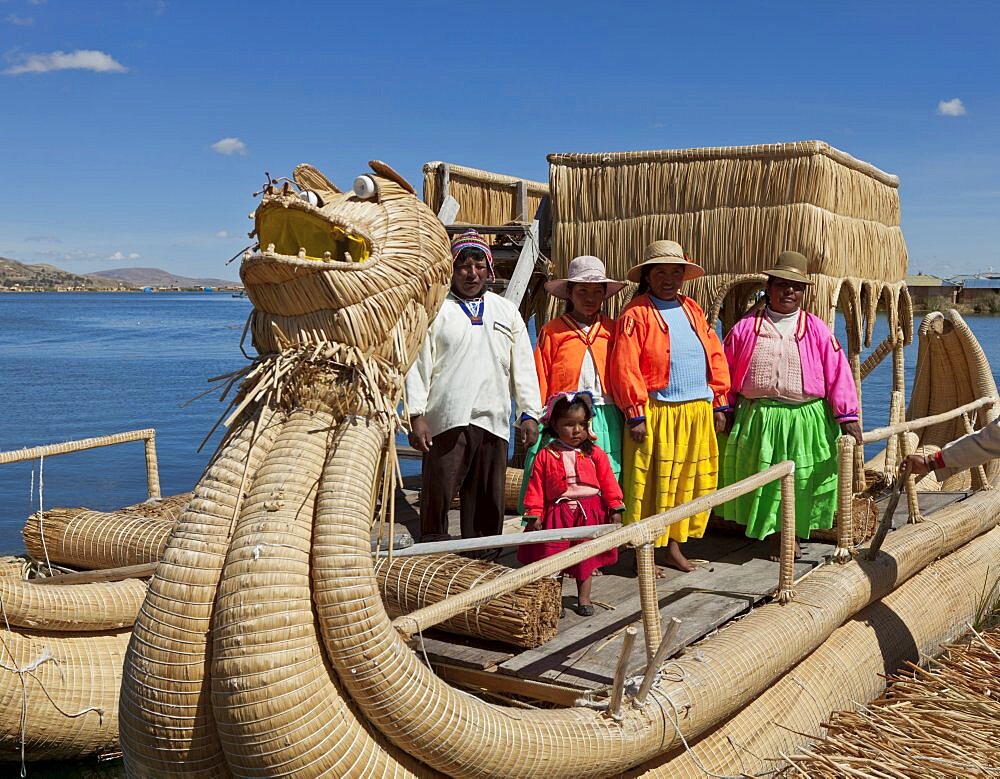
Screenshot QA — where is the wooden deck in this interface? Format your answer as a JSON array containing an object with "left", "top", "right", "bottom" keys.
[{"left": 391, "top": 480, "right": 973, "bottom": 699}]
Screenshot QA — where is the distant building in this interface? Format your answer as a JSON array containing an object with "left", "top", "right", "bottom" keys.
[
  {"left": 905, "top": 273, "right": 957, "bottom": 305},
  {"left": 957, "top": 275, "right": 1000, "bottom": 304},
  {"left": 142, "top": 286, "right": 154, "bottom": 293}
]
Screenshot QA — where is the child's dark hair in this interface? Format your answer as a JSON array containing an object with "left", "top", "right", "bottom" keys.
[
  {"left": 630, "top": 267, "right": 652, "bottom": 301},
  {"left": 543, "top": 396, "right": 594, "bottom": 453}
]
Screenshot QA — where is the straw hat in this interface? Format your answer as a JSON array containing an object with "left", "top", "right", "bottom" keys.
[
  {"left": 544, "top": 255, "right": 625, "bottom": 301},
  {"left": 764, "top": 250, "right": 814, "bottom": 286},
  {"left": 626, "top": 240, "right": 705, "bottom": 283}
]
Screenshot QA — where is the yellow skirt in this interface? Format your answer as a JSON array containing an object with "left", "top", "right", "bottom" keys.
[{"left": 622, "top": 399, "right": 718, "bottom": 545}]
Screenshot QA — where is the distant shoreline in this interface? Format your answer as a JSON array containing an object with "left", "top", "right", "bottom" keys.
[{"left": 0, "top": 287, "right": 244, "bottom": 293}]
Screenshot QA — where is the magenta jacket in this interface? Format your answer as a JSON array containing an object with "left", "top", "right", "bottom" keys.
[{"left": 723, "top": 309, "right": 859, "bottom": 422}]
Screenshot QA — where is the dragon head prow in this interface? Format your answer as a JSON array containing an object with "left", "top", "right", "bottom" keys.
[{"left": 240, "top": 161, "right": 451, "bottom": 371}]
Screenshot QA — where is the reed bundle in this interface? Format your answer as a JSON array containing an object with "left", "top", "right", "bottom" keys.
[
  {"left": 376, "top": 552, "right": 560, "bottom": 648},
  {"left": 423, "top": 161, "right": 548, "bottom": 227},
  {"left": 22, "top": 493, "right": 190, "bottom": 570},
  {"left": 0, "top": 627, "right": 132, "bottom": 761},
  {"left": 783, "top": 627, "right": 1000, "bottom": 777}
]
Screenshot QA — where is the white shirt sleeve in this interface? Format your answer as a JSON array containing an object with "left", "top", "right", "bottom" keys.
[{"left": 404, "top": 333, "right": 433, "bottom": 418}]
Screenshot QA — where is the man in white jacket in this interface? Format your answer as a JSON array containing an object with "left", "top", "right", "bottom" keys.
[{"left": 406, "top": 230, "right": 542, "bottom": 546}]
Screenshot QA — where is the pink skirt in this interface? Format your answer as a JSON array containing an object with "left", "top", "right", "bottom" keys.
[{"left": 517, "top": 494, "right": 618, "bottom": 581}]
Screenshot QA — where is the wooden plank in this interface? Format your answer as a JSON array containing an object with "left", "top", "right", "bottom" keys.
[
  {"left": 432, "top": 661, "right": 586, "bottom": 706},
  {"left": 377, "top": 523, "right": 618, "bottom": 558},
  {"left": 410, "top": 632, "right": 514, "bottom": 671},
  {"left": 31, "top": 562, "right": 156, "bottom": 585},
  {"left": 498, "top": 549, "right": 820, "bottom": 687},
  {"left": 514, "top": 180, "right": 528, "bottom": 223},
  {"left": 443, "top": 224, "right": 530, "bottom": 235},
  {"left": 437, "top": 195, "right": 460, "bottom": 225},
  {"left": 503, "top": 219, "right": 539, "bottom": 308},
  {"left": 874, "top": 490, "right": 970, "bottom": 529}
]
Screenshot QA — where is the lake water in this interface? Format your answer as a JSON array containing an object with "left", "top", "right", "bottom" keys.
[
  {"left": 1, "top": 291, "right": 999, "bottom": 776},
  {"left": 2, "top": 292, "right": 999, "bottom": 555}
]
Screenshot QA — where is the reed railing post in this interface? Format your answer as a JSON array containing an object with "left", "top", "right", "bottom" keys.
[
  {"left": 777, "top": 472, "right": 797, "bottom": 603},
  {"left": 635, "top": 543, "right": 662, "bottom": 661},
  {"left": 834, "top": 435, "right": 855, "bottom": 563},
  {"left": 143, "top": 432, "right": 161, "bottom": 499},
  {"left": 897, "top": 425, "right": 923, "bottom": 523},
  {"left": 884, "top": 389, "right": 904, "bottom": 473},
  {"left": 849, "top": 351, "right": 867, "bottom": 493},
  {"left": 607, "top": 626, "right": 637, "bottom": 720}
]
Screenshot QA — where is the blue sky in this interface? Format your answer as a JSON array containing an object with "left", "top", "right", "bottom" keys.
[{"left": 1, "top": 0, "right": 997, "bottom": 281}]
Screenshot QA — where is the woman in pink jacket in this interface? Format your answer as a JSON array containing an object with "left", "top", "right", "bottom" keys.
[{"left": 717, "top": 251, "right": 862, "bottom": 558}]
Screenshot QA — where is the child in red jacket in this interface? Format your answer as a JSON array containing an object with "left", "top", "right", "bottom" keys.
[{"left": 517, "top": 392, "right": 624, "bottom": 616}]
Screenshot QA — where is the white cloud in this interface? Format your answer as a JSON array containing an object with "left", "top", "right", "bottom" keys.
[
  {"left": 29, "top": 0, "right": 47, "bottom": 5},
  {"left": 215, "top": 230, "right": 230, "bottom": 238},
  {"left": 108, "top": 251, "right": 141, "bottom": 261},
  {"left": 3, "top": 49, "right": 127, "bottom": 75},
  {"left": 6, "top": 13, "right": 34, "bottom": 25},
  {"left": 210, "top": 137, "right": 248, "bottom": 156},
  {"left": 937, "top": 98, "right": 966, "bottom": 117}
]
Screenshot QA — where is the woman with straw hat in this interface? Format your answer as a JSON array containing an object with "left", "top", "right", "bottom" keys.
[
  {"left": 717, "top": 251, "right": 862, "bottom": 559},
  {"left": 519, "top": 255, "right": 627, "bottom": 513},
  {"left": 610, "top": 240, "right": 731, "bottom": 574}
]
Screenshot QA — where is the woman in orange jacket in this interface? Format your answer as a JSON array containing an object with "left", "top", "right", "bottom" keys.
[
  {"left": 520, "top": 256, "right": 626, "bottom": 512},
  {"left": 610, "top": 240, "right": 731, "bottom": 575}
]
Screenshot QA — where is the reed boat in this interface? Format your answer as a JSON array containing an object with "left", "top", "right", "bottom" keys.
[{"left": 0, "top": 144, "right": 998, "bottom": 776}]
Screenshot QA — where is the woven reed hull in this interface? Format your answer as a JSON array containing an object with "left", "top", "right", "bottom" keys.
[
  {"left": 628, "top": 522, "right": 1000, "bottom": 778},
  {"left": 0, "top": 627, "right": 131, "bottom": 761}
]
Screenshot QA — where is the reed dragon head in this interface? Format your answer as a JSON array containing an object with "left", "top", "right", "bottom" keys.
[{"left": 241, "top": 161, "right": 451, "bottom": 371}]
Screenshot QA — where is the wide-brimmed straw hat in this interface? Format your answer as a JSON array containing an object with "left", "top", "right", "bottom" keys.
[
  {"left": 626, "top": 240, "right": 705, "bottom": 284},
  {"left": 544, "top": 255, "right": 626, "bottom": 301},
  {"left": 763, "top": 250, "right": 814, "bottom": 286}
]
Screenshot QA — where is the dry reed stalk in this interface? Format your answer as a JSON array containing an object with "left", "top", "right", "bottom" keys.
[
  {"left": 781, "top": 622, "right": 1000, "bottom": 777},
  {"left": 376, "top": 553, "right": 560, "bottom": 649}
]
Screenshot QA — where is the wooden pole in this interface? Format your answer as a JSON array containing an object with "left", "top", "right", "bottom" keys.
[
  {"left": 634, "top": 617, "right": 682, "bottom": 706},
  {"left": 607, "top": 626, "right": 638, "bottom": 720},
  {"left": 376, "top": 523, "right": 620, "bottom": 558}
]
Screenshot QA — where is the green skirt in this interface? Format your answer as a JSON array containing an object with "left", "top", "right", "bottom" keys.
[
  {"left": 717, "top": 397, "right": 840, "bottom": 540},
  {"left": 518, "top": 404, "right": 624, "bottom": 513}
]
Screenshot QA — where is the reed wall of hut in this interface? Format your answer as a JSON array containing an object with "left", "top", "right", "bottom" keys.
[{"left": 546, "top": 141, "right": 910, "bottom": 338}]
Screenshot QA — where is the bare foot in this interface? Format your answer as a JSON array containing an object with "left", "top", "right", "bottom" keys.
[
  {"left": 592, "top": 568, "right": 603, "bottom": 577},
  {"left": 767, "top": 535, "right": 802, "bottom": 562},
  {"left": 661, "top": 541, "right": 697, "bottom": 573}
]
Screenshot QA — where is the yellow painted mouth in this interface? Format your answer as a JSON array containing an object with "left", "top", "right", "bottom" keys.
[{"left": 258, "top": 206, "right": 370, "bottom": 263}]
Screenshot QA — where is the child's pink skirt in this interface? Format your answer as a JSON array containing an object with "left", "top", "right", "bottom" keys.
[{"left": 517, "top": 494, "right": 618, "bottom": 581}]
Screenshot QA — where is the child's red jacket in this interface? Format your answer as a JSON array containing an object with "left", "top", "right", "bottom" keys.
[{"left": 522, "top": 444, "right": 625, "bottom": 520}]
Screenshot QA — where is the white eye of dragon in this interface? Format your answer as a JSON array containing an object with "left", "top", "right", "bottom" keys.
[
  {"left": 299, "top": 190, "right": 323, "bottom": 207},
  {"left": 352, "top": 175, "right": 377, "bottom": 200}
]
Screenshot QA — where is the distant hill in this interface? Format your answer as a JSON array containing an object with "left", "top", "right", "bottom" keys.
[
  {"left": 88, "top": 267, "right": 239, "bottom": 289},
  {"left": 0, "top": 257, "right": 109, "bottom": 290}
]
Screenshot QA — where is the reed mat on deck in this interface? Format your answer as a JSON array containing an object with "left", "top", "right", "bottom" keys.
[
  {"left": 22, "top": 493, "right": 190, "bottom": 570},
  {"left": 376, "top": 552, "right": 560, "bottom": 648},
  {"left": 423, "top": 161, "right": 547, "bottom": 228},
  {"left": 782, "top": 622, "right": 1000, "bottom": 777}
]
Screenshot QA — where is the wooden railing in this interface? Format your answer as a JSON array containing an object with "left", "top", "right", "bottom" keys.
[
  {"left": 0, "top": 428, "right": 161, "bottom": 499},
  {"left": 392, "top": 461, "right": 799, "bottom": 656}
]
